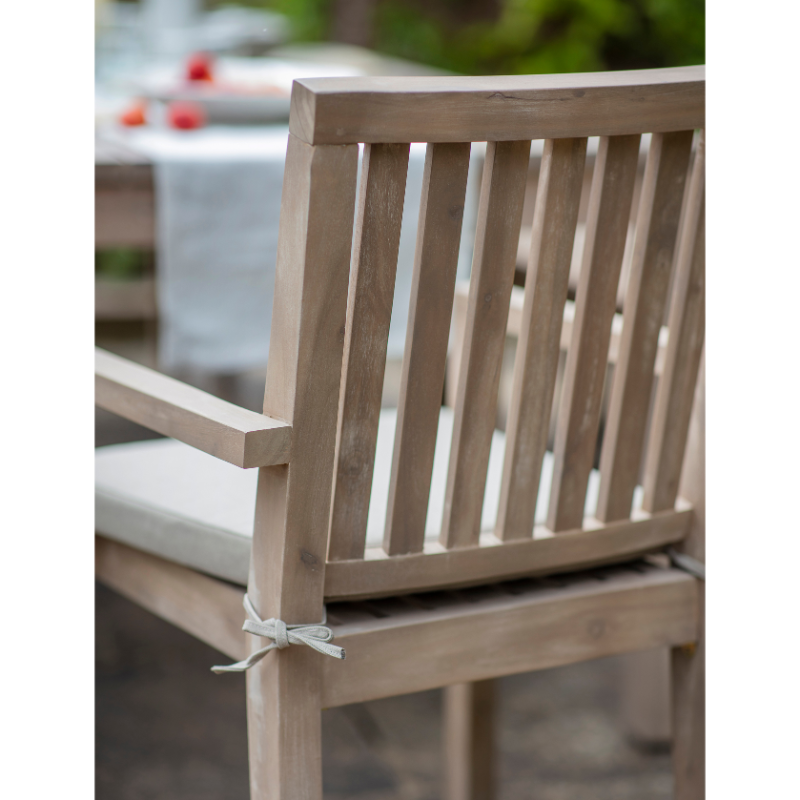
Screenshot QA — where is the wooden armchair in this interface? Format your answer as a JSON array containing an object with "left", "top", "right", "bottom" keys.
[{"left": 96, "top": 65, "right": 705, "bottom": 799}]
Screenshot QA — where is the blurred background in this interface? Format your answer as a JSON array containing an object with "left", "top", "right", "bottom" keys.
[
  {"left": 95, "top": 1, "right": 704, "bottom": 797},
  {"left": 96, "top": 0, "right": 704, "bottom": 76}
]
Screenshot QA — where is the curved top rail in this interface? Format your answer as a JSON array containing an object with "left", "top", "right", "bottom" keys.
[{"left": 289, "top": 65, "right": 704, "bottom": 145}]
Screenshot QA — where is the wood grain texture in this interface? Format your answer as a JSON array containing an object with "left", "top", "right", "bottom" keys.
[
  {"left": 252, "top": 135, "right": 358, "bottom": 621},
  {"left": 95, "top": 536, "right": 246, "bottom": 661},
  {"left": 597, "top": 130, "right": 694, "bottom": 522},
  {"left": 441, "top": 140, "right": 531, "bottom": 549},
  {"left": 95, "top": 348, "right": 292, "bottom": 468},
  {"left": 246, "top": 647, "right": 324, "bottom": 800},
  {"left": 643, "top": 132, "right": 705, "bottom": 514},
  {"left": 322, "top": 565, "right": 698, "bottom": 707},
  {"left": 495, "top": 138, "right": 587, "bottom": 541},
  {"left": 325, "top": 509, "right": 690, "bottom": 600},
  {"left": 444, "top": 681, "right": 495, "bottom": 800},
  {"left": 289, "top": 67, "right": 705, "bottom": 145},
  {"left": 384, "top": 142, "right": 472, "bottom": 555},
  {"left": 247, "top": 136, "right": 358, "bottom": 800},
  {"left": 547, "top": 135, "right": 641, "bottom": 532},
  {"left": 329, "top": 143, "right": 410, "bottom": 561}
]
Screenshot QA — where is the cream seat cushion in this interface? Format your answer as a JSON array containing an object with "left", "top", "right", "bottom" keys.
[{"left": 96, "top": 407, "right": 633, "bottom": 586}]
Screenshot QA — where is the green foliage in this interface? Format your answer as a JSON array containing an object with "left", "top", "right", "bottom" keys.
[
  {"left": 242, "top": 0, "right": 704, "bottom": 74},
  {"left": 375, "top": 2, "right": 450, "bottom": 70},
  {"left": 443, "top": 0, "right": 641, "bottom": 75},
  {"left": 267, "top": 0, "right": 331, "bottom": 41},
  {"left": 95, "top": 249, "right": 147, "bottom": 280},
  {"left": 221, "top": 0, "right": 331, "bottom": 42}
]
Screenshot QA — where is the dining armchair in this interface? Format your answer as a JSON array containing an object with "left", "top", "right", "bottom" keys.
[{"left": 96, "top": 65, "right": 705, "bottom": 799}]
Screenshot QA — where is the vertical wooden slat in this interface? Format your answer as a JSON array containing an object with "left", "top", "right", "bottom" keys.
[
  {"left": 643, "top": 131, "right": 705, "bottom": 514},
  {"left": 329, "top": 143, "right": 410, "bottom": 561},
  {"left": 495, "top": 138, "right": 587, "bottom": 541},
  {"left": 441, "top": 140, "right": 530, "bottom": 549},
  {"left": 596, "top": 130, "right": 694, "bottom": 522},
  {"left": 384, "top": 142, "right": 472, "bottom": 555},
  {"left": 547, "top": 134, "right": 641, "bottom": 532},
  {"left": 246, "top": 135, "right": 358, "bottom": 800}
]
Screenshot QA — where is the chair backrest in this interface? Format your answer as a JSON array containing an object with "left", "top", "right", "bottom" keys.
[{"left": 254, "top": 67, "right": 705, "bottom": 620}]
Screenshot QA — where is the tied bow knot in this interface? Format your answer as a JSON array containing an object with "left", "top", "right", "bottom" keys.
[{"left": 212, "top": 595, "right": 345, "bottom": 674}]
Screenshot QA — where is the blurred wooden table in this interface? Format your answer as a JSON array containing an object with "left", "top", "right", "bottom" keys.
[{"left": 95, "top": 134, "right": 158, "bottom": 321}]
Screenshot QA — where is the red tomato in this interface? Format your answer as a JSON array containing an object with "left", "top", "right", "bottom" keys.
[
  {"left": 186, "top": 52, "right": 214, "bottom": 82},
  {"left": 119, "top": 102, "right": 147, "bottom": 127},
  {"left": 167, "top": 101, "right": 206, "bottom": 130}
]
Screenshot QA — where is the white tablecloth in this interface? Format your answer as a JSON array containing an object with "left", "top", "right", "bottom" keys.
[{"left": 105, "top": 125, "right": 482, "bottom": 373}]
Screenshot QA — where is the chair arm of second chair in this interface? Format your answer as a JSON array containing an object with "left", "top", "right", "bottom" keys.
[{"left": 95, "top": 348, "right": 292, "bottom": 469}]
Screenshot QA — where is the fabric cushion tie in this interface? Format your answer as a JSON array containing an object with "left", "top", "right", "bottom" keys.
[{"left": 212, "top": 594, "right": 345, "bottom": 674}]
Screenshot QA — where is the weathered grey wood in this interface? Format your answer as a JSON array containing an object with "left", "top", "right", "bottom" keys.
[
  {"left": 322, "top": 566, "right": 698, "bottom": 707},
  {"left": 247, "top": 135, "right": 358, "bottom": 800},
  {"left": 246, "top": 647, "right": 324, "bottom": 800},
  {"left": 444, "top": 681, "right": 495, "bottom": 800},
  {"left": 671, "top": 595, "right": 704, "bottom": 799},
  {"left": 384, "top": 142, "right": 472, "bottom": 555},
  {"left": 621, "top": 648, "right": 672, "bottom": 745},
  {"left": 95, "top": 348, "right": 292, "bottom": 468},
  {"left": 677, "top": 349, "right": 705, "bottom": 561},
  {"left": 441, "top": 140, "right": 530, "bottom": 549},
  {"left": 671, "top": 349, "right": 704, "bottom": 799},
  {"left": 597, "top": 130, "right": 694, "bottom": 522},
  {"left": 495, "top": 138, "right": 587, "bottom": 541},
  {"left": 93, "top": 70, "right": 707, "bottom": 800},
  {"left": 547, "top": 135, "right": 641, "bottom": 532},
  {"left": 621, "top": 351, "right": 704, "bottom": 761},
  {"left": 95, "top": 536, "right": 246, "bottom": 661},
  {"left": 643, "top": 132, "right": 705, "bottom": 514},
  {"left": 290, "top": 67, "right": 705, "bottom": 145},
  {"left": 329, "top": 143, "right": 410, "bottom": 561},
  {"left": 325, "top": 509, "right": 690, "bottom": 600}
]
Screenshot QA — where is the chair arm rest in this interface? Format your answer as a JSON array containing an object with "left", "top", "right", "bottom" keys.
[{"left": 95, "top": 348, "right": 292, "bottom": 468}]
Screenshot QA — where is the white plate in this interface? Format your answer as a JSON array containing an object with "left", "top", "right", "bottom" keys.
[{"left": 149, "top": 88, "right": 291, "bottom": 124}]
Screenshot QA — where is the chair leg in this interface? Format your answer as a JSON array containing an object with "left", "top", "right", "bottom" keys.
[
  {"left": 443, "top": 680, "right": 495, "bottom": 800},
  {"left": 671, "top": 348, "right": 704, "bottom": 799},
  {"left": 620, "top": 648, "right": 672, "bottom": 747},
  {"left": 246, "top": 647, "right": 323, "bottom": 800},
  {"left": 671, "top": 585, "right": 705, "bottom": 799}
]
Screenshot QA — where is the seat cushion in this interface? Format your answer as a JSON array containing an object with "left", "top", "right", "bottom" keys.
[{"left": 96, "top": 407, "right": 623, "bottom": 585}]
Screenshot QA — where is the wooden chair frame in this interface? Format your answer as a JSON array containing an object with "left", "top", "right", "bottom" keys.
[{"left": 96, "top": 65, "right": 705, "bottom": 799}]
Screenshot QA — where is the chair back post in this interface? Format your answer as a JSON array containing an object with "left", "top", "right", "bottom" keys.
[
  {"left": 246, "top": 132, "right": 358, "bottom": 800},
  {"left": 249, "top": 134, "right": 358, "bottom": 624},
  {"left": 671, "top": 346, "right": 705, "bottom": 798}
]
